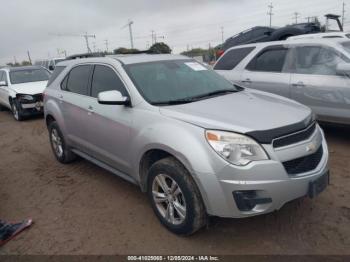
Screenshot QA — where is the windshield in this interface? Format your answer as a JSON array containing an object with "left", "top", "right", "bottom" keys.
[
  {"left": 124, "top": 59, "right": 240, "bottom": 105},
  {"left": 10, "top": 69, "right": 51, "bottom": 84}
]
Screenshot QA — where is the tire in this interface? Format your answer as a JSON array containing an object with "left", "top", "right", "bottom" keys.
[
  {"left": 48, "top": 121, "right": 77, "bottom": 164},
  {"left": 147, "top": 157, "right": 207, "bottom": 235},
  {"left": 11, "top": 99, "right": 24, "bottom": 121},
  {"left": 0, "top": 104, "right": 5, "bottom": 111}
]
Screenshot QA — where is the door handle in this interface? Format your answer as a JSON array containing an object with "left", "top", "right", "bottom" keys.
[
  {"left": 241, "top": 78, "right": 252, "bottom": 84},
  {"left": 87, "top": 105, "right": 94, "bottom": 114},
  {"left": 292, "top": 81, "right": 305, "bottom": 88}
]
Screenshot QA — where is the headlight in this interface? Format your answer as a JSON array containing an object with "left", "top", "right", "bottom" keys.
[
  {"left": 18, "top": 95, "right": 34, "bottom": 102},
  {"left": 205, "top": 130, "right": 269, "bottom": 166}
]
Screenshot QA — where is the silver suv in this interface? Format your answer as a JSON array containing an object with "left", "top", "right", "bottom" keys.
[
  {"left": 44, "top": 54, "right": 329, "bottom": 235},
  {"left": 214, "top": 39, "right": 350, "bottom": 125}
]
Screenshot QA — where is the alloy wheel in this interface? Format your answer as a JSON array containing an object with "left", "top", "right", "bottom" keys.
[
  {"left": 51, "top": 128, "right": 63, "bottom": 158},
  {"left": 152, "top": 174, "right": 187, "bottom": 225}
]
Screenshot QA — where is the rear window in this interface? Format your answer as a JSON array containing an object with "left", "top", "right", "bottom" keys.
[
  {"left": 214, "top": 47, "right": 255, "bottom": 70},
  {"left": 47, "top": 66, "right": 66, "bottom": 87}
]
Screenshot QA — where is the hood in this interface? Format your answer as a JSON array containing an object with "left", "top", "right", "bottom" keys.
[
  {"left": 10, "top": 81, "right": 47, "bottom": 95},
  {"left": 160, "top": 89, "right": 313, "bottom": 143}
]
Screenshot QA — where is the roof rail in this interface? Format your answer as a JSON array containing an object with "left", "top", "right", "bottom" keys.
[{"left": 66, "top": 52, "right": 105, "bottom": 60}]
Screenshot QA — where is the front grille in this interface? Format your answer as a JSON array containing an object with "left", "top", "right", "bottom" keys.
[
  {"left": 32, "top": 94, "right": 43, "bottom": 102},
  {"left": 282, "top": 146, "right": 323, "bottom": 175},
  {"left": 273, "top": 122, "right": 316, "bottom": 148}
]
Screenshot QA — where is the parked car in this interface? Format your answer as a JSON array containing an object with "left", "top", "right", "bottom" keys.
[
  {"left": 288, "top": 32, "right": 350, "bottom": 40},
  {"left": 44, "top": 54, "right": 329, "bottom": 235},
  {"left": 214, "top": 39, "right": 350, "bottom": 125},
  {"left": 0, "top": 66, "right": 51, "bottom": 120},
  {"left": 218, "top": 14, "right": 344, "bottom": 57},
  {"left": 223, "top": 24, "right": 320, "bottom": 49},
  {"left": 34, "top": 57, "right": 66, "bottom": 71}
]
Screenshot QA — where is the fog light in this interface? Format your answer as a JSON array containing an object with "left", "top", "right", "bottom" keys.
[{"left": 233, "top": 191, "right": 272, "bottom": 211}]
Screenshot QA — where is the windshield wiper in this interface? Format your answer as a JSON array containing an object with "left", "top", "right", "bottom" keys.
[
  {"left": 152, "top": 89, "right": 239, "bottom": 106},
  {"left": 189, "top": 89, "right": 238, "bottom": 101}
]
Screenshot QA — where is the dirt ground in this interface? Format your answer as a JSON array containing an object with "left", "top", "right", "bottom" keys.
[{"left": 0, "top": 110, "right": 349, "bottom": 255}]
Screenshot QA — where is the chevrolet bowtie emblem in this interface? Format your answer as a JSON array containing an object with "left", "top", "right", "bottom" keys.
[{"left": 306, "top": 142, "right": 316, "bottom": 152}]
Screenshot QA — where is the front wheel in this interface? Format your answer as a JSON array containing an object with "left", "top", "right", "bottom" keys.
[
  {"left": 11, "top": 100, "right": 23, "bottom": 121},
  {"left": 147, "top": 157, "right": 207, "bottom": 235}
]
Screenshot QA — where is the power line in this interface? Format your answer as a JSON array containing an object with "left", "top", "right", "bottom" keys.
[{"left": 267, "top": 3, "right": 274, "bottom": 27}]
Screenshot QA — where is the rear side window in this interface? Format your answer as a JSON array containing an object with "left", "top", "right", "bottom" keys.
[
  {"left": 247, "top": 47, "right": 288, "bottom": 72},
  {"left": 65, "top": 65, "right": 92, "bottom": 96},
  {"left": 91, "top": 65, "right": 128, "bottom": 98},
  {"left": 214, "top": 47, "right": 255, "bottom": 70},
  {"left": 47, "top": 66, "right": 66, "bottom": 87}
]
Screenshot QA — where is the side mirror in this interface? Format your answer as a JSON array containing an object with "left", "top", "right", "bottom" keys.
[
  {"left": 97, "top": 90, "right": 130, "bottom": 106},
  {"left": 48, "top": 65, "right": 54, "bottom": 71},
  {"left": 0, "top": 81, "right": 7, "bottom": 87},
  {"left": 336, "top": 63, "right": 350, "bottom": 75}
]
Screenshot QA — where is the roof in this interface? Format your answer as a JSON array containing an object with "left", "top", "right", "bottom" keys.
[
  {"left": 288, "top": 32, "right": 350, "bottom": 40},
  {"left": 57, "top": 54, "right": 191, "bottom": 67},
  {"left": 108, "top": 54, "right": 190, "bottom": 64},
  {"left": 4, "top": 66, "right": 44, "bottom": 72},
  {"left": 225, "top": 37, "right": 350, "bottom": 51}
]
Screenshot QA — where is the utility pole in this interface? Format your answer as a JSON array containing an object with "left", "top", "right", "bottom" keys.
[
  {"left": 267, "top": 3, "right": 274, "bottom": 27},
  {"left": 122, "top": 20, "right": 134, "bottom": 49},
  {"left": 93, "top": 42, "right": 97, "bottom": 53},
  {"left": 27, "top": 51, "right": 32, "bottom": 65},
  {"left": 342, "top": 1, "right": 346, "bottom": 28},
  {"left": 221, "top": 26, "right": 224, "bottom": 44},
  {"left": 293, "top": 12, "right": 300, "bottom": 24},
  {"left": 104, "top": 39, "right": 109, "bottom": 52},
  {"left": 83, "top": 32, "right": 96, "bottom": 53},
  {"left": 151, "top": 30, "right": 155, "bottom": 45}
]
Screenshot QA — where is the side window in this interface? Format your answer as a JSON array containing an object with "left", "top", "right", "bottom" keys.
[
  {"left": 65, "top": 65, "right": 92, "bottom": 95},
  {"left": 91, "top": 65, "right": 128, "bottom": 98},
  {"left": 293, "top": 46, "right": 345, "bottom": 76},
  {"left": 47, "top": 66, "right": 66, "bottom": 87},
  {"left": 214, "top": 47, "right": 255, "bottom": 70},
  {"left": 247, "top": 47, "right": 288, "bottom": 72},
  {"left": 1, "top": 71, "right": 8, "bottom": 84}
]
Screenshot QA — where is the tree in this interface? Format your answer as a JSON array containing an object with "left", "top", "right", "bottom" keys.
[
  {"left": 113, "top": 47, "right": 139, "bottom": 54},
  {"left": 149, "top": 42, "right": 171, "bottom": 54},
  {"left": 21, "top": 61, "right": 31, "bottom": 66}
]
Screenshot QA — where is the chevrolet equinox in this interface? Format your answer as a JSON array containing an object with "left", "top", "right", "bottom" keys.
[{"left": 44, "top": 54, "right": 329, "bottom": 235}]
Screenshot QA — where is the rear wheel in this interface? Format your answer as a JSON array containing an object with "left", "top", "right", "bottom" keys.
[
  {"left": 11, "top": 99, "right": 23, "bottom": 121},
  {"left": 48, "top": 121, "right": 77, "bottom": 164},
  {"left": 147, "top": 157, "right": 207, "bottom": 235}
]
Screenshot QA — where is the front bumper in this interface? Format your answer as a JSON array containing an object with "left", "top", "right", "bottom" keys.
[{"left": 195, "top": 126, "right": 329, "bottom": 218}]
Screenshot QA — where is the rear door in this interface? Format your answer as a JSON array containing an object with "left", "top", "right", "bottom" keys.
[
  {"left": 289, "top": 45, "right": 350, "bottom": 124},
  {"left": 240, "top": 45, "right": 292, "bottom": 98},
  {"left": 60, "top": 64, "right": 94, "bottom": 154},
  {"left": 85, "top": 64, "right": 132, "bottom": 174}
]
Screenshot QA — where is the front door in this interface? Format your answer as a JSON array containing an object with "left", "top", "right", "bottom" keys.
[
  {"left": 85, "top": 64, "right": 132, "bottom": 174},
  {"left": 289, "top": 45, "right": 350, "bottom": 124},
  {"left": 240, "top": 45, "right": 292, "bottom": 98}
]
